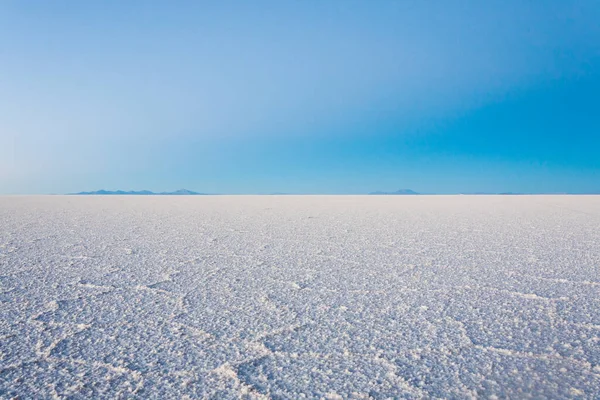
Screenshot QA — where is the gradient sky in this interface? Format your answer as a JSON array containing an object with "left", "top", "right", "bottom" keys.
[{"left": 1, "top": 1, "right": 599, "bottom": 194}]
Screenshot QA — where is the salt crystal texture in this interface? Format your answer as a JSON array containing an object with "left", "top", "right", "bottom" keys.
[{"left": 1, "top": 195, "right": 599, "bottom": 398}]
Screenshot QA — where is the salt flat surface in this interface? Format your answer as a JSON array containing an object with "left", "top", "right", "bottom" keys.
[{"left": 1, "top": 195, "right": 599, "bottom": 399}]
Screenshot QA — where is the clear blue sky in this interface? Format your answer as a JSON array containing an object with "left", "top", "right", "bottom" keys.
[{"left": 1, "top": 1, "right": 599, "bottom": 194}]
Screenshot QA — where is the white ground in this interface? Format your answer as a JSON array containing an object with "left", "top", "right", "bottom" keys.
[{"left": 1, "top": 195, "right": 599, "bottom": 399}]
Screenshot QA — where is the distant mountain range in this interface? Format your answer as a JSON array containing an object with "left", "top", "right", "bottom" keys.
[
  {"left": 71, "top": 189, "right": 205, "bottom": 195},
  {"left": 68, "top": 188, "right": 599, "bottom": 196},
  {"left": 369, "top": 189, "right": 420, "bottom": 195}
]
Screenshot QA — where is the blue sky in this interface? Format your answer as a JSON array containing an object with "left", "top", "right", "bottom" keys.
[{"left": 1, "top": 1, "right": 599, "bottom": 194}]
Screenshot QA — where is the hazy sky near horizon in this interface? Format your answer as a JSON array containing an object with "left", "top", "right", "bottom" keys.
[{"left": 1, "top": 1, "right": 599, "bottom": 194}]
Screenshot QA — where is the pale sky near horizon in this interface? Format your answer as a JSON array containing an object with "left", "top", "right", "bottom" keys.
[{"left": 1, "top": 1, "right": 599, "bottom": 194}]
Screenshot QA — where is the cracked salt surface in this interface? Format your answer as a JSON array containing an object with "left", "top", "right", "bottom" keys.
[{"left": 1, "top": 195, "right": 599, "bottom": 399}]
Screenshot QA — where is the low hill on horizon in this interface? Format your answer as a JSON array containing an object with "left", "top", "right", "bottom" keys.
[
  {"left": 71, "top": 189, "right": 205, "bottom": 195},
  {"left": 369, "top": 189, "right": 420, "bottom": 195}
]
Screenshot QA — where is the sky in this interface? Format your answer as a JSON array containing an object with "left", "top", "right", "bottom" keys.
[{"left": 1, "top": 1, "right": 599, "bottom": 194}]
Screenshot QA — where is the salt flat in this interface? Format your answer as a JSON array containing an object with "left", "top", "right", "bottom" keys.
[{"left": 1, "top": 195, "right": 599, "bottom": 399}]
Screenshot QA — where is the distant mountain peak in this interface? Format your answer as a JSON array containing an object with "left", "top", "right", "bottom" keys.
[
  {"left": 161, "top": 189, "right": 199, "bottom": 195},
  {"left": 71, "top": 189, "right": 204, "bottom": 195},
  {"left": 369, "top": 189, "right": 419, "bottom": 195}
]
